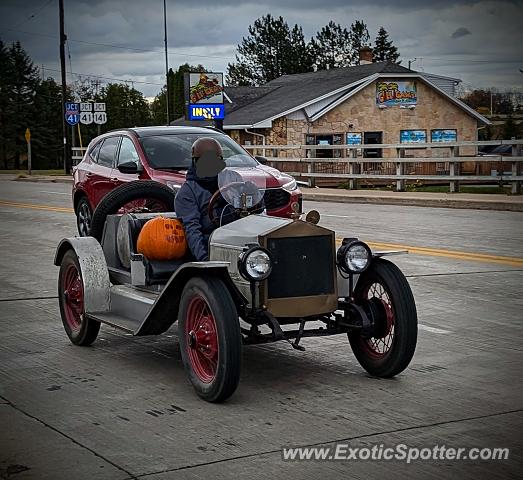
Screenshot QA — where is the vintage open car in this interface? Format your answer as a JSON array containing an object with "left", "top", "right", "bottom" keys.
[{"left": 55, "top": 177, "right": 417, "bottom": 402}]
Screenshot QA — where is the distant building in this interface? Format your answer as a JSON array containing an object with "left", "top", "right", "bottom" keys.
[{"left": 172, "top": 54, "right": 491, "bottom": 180}]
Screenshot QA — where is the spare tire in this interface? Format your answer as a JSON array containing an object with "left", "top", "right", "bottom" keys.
[{"left": 90, "top": 181, "right": 175, "bottom": 242}]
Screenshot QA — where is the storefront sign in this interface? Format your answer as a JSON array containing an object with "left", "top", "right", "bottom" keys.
[
  {"left": 400, "top": 129, "right": 426, "bottom": 144},
  {"left": 431, "top": 129, "right": 457, "bottom": 142},
  {"left": 189, "top": 73, "right": 224, "bottom": 104},
  {"left": 346, "top": 132, "right": 362, "bottom": 145},
  {"left": 188, "top": 104, "right": 225, "bottom": 120},
  {"left": 376, "top": 81, "right": 417, "bottom": 106}
]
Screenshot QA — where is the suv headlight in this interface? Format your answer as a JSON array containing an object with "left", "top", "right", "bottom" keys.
[
  {"left": 282, "top": 178, "right": 297, "bottom": 192},
  {"left": 337, "top": 239, "right": 371, "bottom": 274},
  {"left": 238, "top": 246, "right": 272, "bottom": 281}
]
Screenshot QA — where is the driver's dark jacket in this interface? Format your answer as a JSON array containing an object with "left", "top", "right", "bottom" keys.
[{"left": 175, "top": 167, "right": 233, "bottom": 261}]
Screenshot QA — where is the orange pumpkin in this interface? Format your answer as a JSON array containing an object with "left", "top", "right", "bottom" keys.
[{"left": 137, "top": 216, "right": 187, "bottom": 261}]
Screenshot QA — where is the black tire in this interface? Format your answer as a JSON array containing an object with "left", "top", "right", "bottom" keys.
[
  {"left": 58, "top": 250, "right": 100, "bottom": 346},
  {"left": 178, "top": 276, "right": 242, "bottom": 402},
  {"left": 90, "top": 181, "right": 175, "bottom": 242},
  {"left": 76, "top": 196, "right": 93, "bottom": 237},
  {"left": 349, "top": 259, "right": 417, "bottom": 377}
]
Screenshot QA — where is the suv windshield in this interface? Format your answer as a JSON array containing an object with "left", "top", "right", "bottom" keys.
[{"left": 141, "top": 133, "right": 257, "bottom": 170}]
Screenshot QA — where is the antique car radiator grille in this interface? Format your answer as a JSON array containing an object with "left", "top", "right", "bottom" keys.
[
  {"left": 266, "top": 235, "right": 334, "bottom": 298},
  {"left": 263, "top": 188, "right": 290, "bottom": 211}
]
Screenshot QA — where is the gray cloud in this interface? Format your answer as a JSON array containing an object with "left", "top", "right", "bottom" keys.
[
  {"left": 451, "top": 27, "right": 472, "bottom": 38},
  {"left": 0, "top": 0, "right": 522, "bottom": 97}
]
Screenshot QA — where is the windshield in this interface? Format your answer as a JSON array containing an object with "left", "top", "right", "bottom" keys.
[{"left": 141, "top": 133, "right": 257, "bottom": 170}]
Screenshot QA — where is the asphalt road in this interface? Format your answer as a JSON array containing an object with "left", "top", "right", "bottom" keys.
[{"left": 0, "top": 178, "right": 522, "bottom": 479}]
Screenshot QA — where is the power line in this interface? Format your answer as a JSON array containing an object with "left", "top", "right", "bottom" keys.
[
  {"left": 41, "top": 66, "right": 164, "bottom": 86},
  {"left": 0, "top": 27, "right": 233, "bottom": 60},
  {"left": 10, "top": 0, "right": 54, "bottom": 30}
]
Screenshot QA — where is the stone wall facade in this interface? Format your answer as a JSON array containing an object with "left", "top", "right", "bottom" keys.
[{"left": 230, "top": 79, "right": 478, "bottom": 160}]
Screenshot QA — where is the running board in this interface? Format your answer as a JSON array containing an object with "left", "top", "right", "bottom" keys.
[{"left": 86, "top": 284, "right": 159, "bottom": 335}]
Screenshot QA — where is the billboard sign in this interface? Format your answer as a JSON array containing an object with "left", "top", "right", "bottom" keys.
[
  {"left": 431, "top": 129, "right": 457, "bottom": 143},
  {"left": 400, "top": 129, "right": 427, "bottom": 144},
  {"left": 189, "top": 73, "right": 224, "bottom": 104},
  {"left": 188, "top": 104, "right": 225, "bottom": 121},
  {"left": 376, "top": 81, "right": 417, "bottom": 106}
]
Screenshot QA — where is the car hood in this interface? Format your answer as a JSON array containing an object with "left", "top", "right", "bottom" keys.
[{"left": 151, "top": 165, "right": 293, "bottom": 189}]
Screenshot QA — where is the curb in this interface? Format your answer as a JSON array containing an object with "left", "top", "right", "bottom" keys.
[
  {"left": 302, "top": 192, "right": 523, "bottom": 212},
  {"left": 11, "top": 176, "right": 523, "bottom": 212}
]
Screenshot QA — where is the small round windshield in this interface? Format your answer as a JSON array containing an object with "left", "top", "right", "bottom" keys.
[
  {"left": 141, "top": 133, "right": 257, "bottom": 170},
  {"left": 218, "top": 168, "right": 265, "bottom": 210}
]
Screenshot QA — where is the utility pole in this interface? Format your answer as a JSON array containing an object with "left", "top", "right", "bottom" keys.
[
  {"left": 163, "top": 0, "right": 170, "bottom": 126},
  {"left": 59, "top": 0, "right": 70, "bottom": 174}
]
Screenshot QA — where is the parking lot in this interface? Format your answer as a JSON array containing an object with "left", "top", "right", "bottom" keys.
[{"left": 0, "top": 178, "right": 522, "bottom": 479}]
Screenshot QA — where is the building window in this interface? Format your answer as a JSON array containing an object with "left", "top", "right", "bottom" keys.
[
  {"left": 400, "top": 129, "right": 427, "bottom": 144},
  {"left": 305, "top": 133, "right": 343, "bottom": 158},
  {"left": 431, "top": 129, "right": 457, "bottom": 143}
]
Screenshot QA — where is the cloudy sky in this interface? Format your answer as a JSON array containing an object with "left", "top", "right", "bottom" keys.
[{"left": 0, "top": 0, "right": 521, "bottom": 98}]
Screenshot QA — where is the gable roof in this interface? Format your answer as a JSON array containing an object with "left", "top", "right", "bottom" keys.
[
  {"left": 221, "top": 62, "right": 489, "bottom": 128},
  {"left": 224, "top": 62, "right": 411, "bottom": 127}
]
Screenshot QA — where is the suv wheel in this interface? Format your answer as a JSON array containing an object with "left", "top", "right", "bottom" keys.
[{"left": 76, "top": 197, "right": 92, "bottom": 237}]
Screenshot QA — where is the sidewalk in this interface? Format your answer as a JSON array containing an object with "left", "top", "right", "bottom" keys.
[
  {"left": 302, "top": 187, "right": 523, "bottom": 212},
  {"left": 4, "top": 175, "right": 522, "bottom": 212}
]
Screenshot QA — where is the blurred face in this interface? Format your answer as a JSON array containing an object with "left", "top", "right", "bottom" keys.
[{"left": 192, "top": 138, "right": 225, "bottom": 178}]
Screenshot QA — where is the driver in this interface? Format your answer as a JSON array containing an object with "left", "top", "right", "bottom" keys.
[{"left": 175, "top": 137, "right": 229, "bottom": 261}]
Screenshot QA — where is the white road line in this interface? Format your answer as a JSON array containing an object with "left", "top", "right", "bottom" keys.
[
  {"left": 419, "top": 324, "right": 451, "bottom": 334},
  {"left": 39, "top": 191, "right": 69, "bottom": 195}
]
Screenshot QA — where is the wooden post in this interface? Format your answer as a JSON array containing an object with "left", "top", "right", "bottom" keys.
[
  {"left": 349, "top": 148, "right": 358, "bottom": 190},
  {"left": 512, "top": 142, "right": 522, "bottom": 195},
  {"left": 449, "top": 146, "right": 460, "bottom": 193},
  {"left": 396, "top": 148, "right": 405, "bottom": 192},
  {"left": 25, "top": 128, "right": 31, "bottom": 175}
]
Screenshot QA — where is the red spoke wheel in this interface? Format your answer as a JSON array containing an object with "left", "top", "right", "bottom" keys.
[
  {"left": 58, "top": 250, "right": 100, "bottom": 346},
  {"left": 349, "top": 259, "right": 417, "bottom": 377},
  {"left": 179, "top": 276, "right": 242, "bottom": 402}
]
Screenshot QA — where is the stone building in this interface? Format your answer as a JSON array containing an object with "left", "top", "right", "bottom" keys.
[{"left": 173, "top": 58, "right": 490, "bottom": 181}]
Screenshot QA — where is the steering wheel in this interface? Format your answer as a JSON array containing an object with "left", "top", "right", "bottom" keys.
[{"left": 208, "top": 181, "right": 263, "bottom": 225}]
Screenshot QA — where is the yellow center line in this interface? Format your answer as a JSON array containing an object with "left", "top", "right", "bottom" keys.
[
  {"left": 0, "top": 200, "right": 74, "bottom": 213},
  {"left": 336, "top": 238, "right": 523, "bottom": 268},
  {"left": 1, "top": 199, "right": 522, "bottom": 268}
]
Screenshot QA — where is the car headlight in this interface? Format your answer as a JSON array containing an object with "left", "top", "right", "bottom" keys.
[
  {"left": 282, "top": 178, "right": 297, "bottom": 192},
  {"left": 238, "top": 246, "right": 272, "bottom": 281},
  {"left": 337, "top": 239, "right": 371, "bottom": 274}
]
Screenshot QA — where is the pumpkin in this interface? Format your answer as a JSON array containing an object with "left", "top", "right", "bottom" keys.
[{"left": 137, "top": 216, "right": 187, "bottom": 261}]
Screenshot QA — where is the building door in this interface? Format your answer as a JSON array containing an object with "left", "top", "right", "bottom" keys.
[{"left": 363, "top": 131, "right": 383, "bottom": 158}]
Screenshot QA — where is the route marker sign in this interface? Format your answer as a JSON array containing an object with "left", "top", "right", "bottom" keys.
[
  {"left": 94, "top": 103, "right": 106, "bottom": 112},
  {"left": 65, "top": 102, "right": 80, "bottom": 126},
  {"left": 80, "top": 112, "right": 94, "bottom": 125},
  {"left": 94, "top": 112, "right": 107, "bottom": 124}
]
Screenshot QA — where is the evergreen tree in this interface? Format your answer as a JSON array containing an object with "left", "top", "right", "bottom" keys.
[
  {"left": 0, "top": 41, "right": 39, "bottom": 169},
  {"left": 100, "top": 83, "right": 151, "bottom": 131},
  {"left": 310, "top": 21, "right": 352, "bottom": 70},
  {"left": 31, "top": 78, "right": 63, "bottom": 169},
  {"left": 348, "top": 20, "right": 370, "bottom": 65},
  {"left": 373, "top": 27, "right": 400, "bottom": 63},
  {"left": 226, "top": 14, "right": 313, "bottom": 86}
]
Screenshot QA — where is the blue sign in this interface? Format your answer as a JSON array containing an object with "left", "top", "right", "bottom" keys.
[
  {"left": 400, "top": 129, "right": 427, "bottom": 144},
  {"left": 65, "top": 102, "right": 80, "bottom": 126},
  {"left": 188, "top": 103, "right": 225, "bottom": 121},
  {"left": 346, "top": 132, "right": 362, "bottom": 145},
  {"left": 431, "top": 129, "right": 457, "bottom": 143},
  {"left": 65, "top": 102, "right": 79, "bottom": 112}
]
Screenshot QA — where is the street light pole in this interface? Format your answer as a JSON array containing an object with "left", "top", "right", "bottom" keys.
[{"left": 163, "top": 0, "right": 170, "bottom": 126}]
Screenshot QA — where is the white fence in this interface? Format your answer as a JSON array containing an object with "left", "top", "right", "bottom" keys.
[
  {"left": 73, "top": 140, "right": 523, "bottom": 194},
  {"left": 242, "top": 139, "right": 523, "bottom": 194}
]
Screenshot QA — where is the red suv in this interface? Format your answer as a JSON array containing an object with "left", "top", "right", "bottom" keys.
[{"left": 73, "top": 126, "right": 302, "bottom": 236}]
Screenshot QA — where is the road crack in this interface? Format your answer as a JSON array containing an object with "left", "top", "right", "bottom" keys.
[
  {"left": 0, "top": 395, "right": 137, "bottom": 479},
  {"left": 134, "top": 408, "right": 523, "bottom": 477}
]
